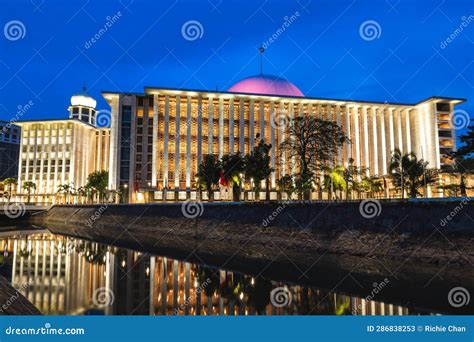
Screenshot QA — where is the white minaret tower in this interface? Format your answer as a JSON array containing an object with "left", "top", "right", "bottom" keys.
[{"left": 68, "top": 86, "right": 97, "bottom": 125}]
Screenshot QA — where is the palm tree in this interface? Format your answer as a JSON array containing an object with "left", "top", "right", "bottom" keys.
[
  {"left": 323, "top": 166, "right": 346, "bottom": 201},
  {"left": 1, "top": 178, "right": 17, "bottom": 202},
  {"left": 57, "top": 183, "right": 74, "bottom": 204},
  {"left": 389, "top": 149, "right": 437, "bottom": 198},
  {"left": 362, "top": 176, "right": 384, "bottom": 198},
  {"left": 22, "top": 181, "right": 36, "bottom": 204}
]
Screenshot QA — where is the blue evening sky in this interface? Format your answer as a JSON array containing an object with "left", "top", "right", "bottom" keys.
[{"left": 0, "top": 0, "right": 473, "bottom": 135}]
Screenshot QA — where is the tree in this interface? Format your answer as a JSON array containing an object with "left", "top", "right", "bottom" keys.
[
  {"left": 444, "top": 125, "right": 474, "bottom": 196},
  {"left": 196, "top": 154, "right": 221, "bottom": 201},
  {"left": 389, "top": 149, "right": 437, "bottom": 198},
  {"left": 220, "top": 153, "right": 244, "bottom": 201},
  {"left": 57, "top": 183, "right": 75, "bottom": 204},
  {"left": 361, "top": 176, "right": 384, "bottom": 198},
  {"left": 244, "top": 139, "right": 273, "bottom": 200},
  {"left": 86, "top": 171, "right": 109, "bottom": 203},
  {"left": 343, "top": 158, "right": 367, "bottom": 200},
  {"left": 276, "top": 175, "right": 295, "bottom": 200},
  {"left": 280, "top": 117, "right": 347, "bottom": 200},
  {"left": 1, "top": 178, "right": 17, "bottom": 202},
  {"left": 22, "top": 181, "right": 36, "bottom": 204},
  {"left": 323, "top": 166, "right": 346, "bottom": 201}
]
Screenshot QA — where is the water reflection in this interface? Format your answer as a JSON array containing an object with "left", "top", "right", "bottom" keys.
[{"left": 0, "top": 233, "right": 413, "bottom": 316}]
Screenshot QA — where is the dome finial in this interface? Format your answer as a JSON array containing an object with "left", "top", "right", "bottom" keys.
[{"left": 258, "top": 45, "right": 265, "bottom": 75}]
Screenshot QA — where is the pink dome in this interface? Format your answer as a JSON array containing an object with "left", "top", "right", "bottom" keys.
[{"left": 228, "top": 74, "right": 304, "bottom": 97}]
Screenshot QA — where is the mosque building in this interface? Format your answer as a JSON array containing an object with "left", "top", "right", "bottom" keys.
[{"left": 15, "top": 73, "right": 464, "bottom": 203}]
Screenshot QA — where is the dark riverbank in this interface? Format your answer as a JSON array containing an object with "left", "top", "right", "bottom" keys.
[{"left": 26, "top": 201, "right": 474, "bottom": 314}]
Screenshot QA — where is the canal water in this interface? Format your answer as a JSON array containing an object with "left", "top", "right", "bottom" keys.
[{"left": 0, "top": 230, "right": 434, "bottom": 316}]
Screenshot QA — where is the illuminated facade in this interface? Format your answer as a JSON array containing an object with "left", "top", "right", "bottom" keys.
[
  {"left": 16, "top": 89, "right": 110, "bottom": 203},
  {"left": 13, "top": 76, "right": 466, "bottom": 203},
  {"left": 103, "top": 75, "right": 464, "bottom": 202}
]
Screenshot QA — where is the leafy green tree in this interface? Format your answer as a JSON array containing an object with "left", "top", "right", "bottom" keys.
[
  {"left": 1, "top": 178, "right": 17, "bottom": 202},
  {"left": 323, "top": 166, "right": 346, "bottom": 200},
  {"left": 196, "top": 154, "right": 221, "bottom": 201},
  {"left": 22, "top": 181, "right": 36, "bottom": 204},
  {"left": 86, "top": 171, "right": 109, "bottom": 203},
  {"left": 220, "top": 153, "right": 245, "bottom": 201},
  {"left": 389, "top": 149, "right": 436, "bottom": 198},
  {"left": 280, "top": 116, "right": 347, "bottom": 200},
  {"left": 244, "top": 139, "right": 273, "bottom": 200}
]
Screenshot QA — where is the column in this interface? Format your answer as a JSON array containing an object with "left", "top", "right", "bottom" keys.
[
  {"left": 361, "top": 106, "right": 370, "bottom": 175},
  {"left": 239, "top": 99, "right": 244, "bottom": 155},
  {"left": 163, "top": 96, "right": 170, "bottom": 187},
  {"left": 270, "top": 102, "right": 276, "bottom": 188},
  {"left": 197, "top": 97, "right": 203, "bottom": 163},
  {"left": 208, "top": 97, "right": 213, "bottom": 155},
  {"left": 152, "top": 95, "right": 159, "bottom": 187},
  {"left": 431, "top": 102, "right": 441, "bottom": 169},
  {"left": 336, "top": 105, "right": 343, "bottom": 165},
  {"left": 352, "top": 106, "right": 360, "bottom": 167},
  {"left": 289, "top": 103, "right": 296, "bottom": 176},
  {"left": 370, "top": 107, "right": 379, "bottom": 175},
  {"left": 174, "top": 96, "right": 181, "bottom": 189},
  {"left": 229, "top": 99, "right": 234, "bottom": 154},
  {"left": 377, "top": 107, "right": 387, "bottom": 175},
  {"left": 186, "top": 96, "right": 192, "bottom": 189},
  {"left": 249, "top": 100, "right": 255, "bottom": 150},
  {"left": 394, "top": 108, "right": 403, "bottom": 154},
  {"left": 280, "top": 102, "right": 286, "bottom": 176},
  {"left": 386, "top": 107, "right": 395, "bottom": 163},
  {"left": 259, "top": 100, "right": 265, "bottom": 139},
  {"left": 219, "top": 97, "right": 224, "bottom": 158},
  {"left": 344, "top": 105, "right": 351, "bottom": 163}
]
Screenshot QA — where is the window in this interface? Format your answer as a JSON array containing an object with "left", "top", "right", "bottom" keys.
[{"left": 137, "top": 97, "right": 144, "bottom": 107}]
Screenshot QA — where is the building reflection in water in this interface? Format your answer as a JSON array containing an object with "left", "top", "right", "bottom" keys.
[{"left": 0, "top": 233, "right": 412, "bottom": 316}]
